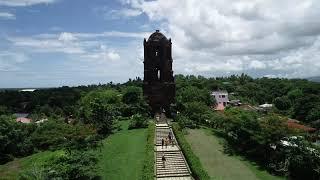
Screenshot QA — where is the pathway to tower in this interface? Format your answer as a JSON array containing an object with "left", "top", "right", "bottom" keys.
[{"left": 154, "top": 115, "right": 193, "bottom": 180}]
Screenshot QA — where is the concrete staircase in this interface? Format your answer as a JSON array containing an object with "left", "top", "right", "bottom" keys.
[
  {"left": 154, "top": 122, "right": 192, "bottom": 179},
  {"left": 155, "top": 126, "right": 177, "bottom": 146}
]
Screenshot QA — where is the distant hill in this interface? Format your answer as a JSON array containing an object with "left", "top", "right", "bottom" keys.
[{"left": 308, "top": 76, "right": 320, "bottom": 82}]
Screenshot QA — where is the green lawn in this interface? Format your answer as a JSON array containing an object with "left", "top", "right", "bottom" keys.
[
  {"left": 185, "top": 128, "right": 284, "bottom": 180},
  {"left": 98, "top": 120, "right": 149, "bottom": 180},
  {"left": 0, "top": 120, "right": 150, "bottom": 180},
  {"left": 0, "top": 150, "right": 63, "bottom": 180}
]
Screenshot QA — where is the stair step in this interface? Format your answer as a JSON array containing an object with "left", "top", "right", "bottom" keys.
[
  {"left": 157, "top": 172, "right": 190, "bottom": 177},
  {"left": 157, "top": 170, "right": 189, "bottom": 173},
  {"left": 157, "top": 171, "right": 189, "bottom": 174},
  {"left": 154, "top": 122, "right": 191, "bottom": 178}
]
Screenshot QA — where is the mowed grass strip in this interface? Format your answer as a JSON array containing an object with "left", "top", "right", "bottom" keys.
[
  {"left": 185, "top": 128, "right": 284, "bottom": 180},
  {"left": 99, "top": 120, "right": 148, "bottom": 180}
]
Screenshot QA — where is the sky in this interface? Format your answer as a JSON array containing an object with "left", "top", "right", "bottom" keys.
[{"left": 1, "top": 0, "right": 320, "bottom": 88}]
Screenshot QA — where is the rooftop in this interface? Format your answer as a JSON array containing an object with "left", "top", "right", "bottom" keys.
[{"left": 211, "top": 91, "right": 228, "bottom": 94}]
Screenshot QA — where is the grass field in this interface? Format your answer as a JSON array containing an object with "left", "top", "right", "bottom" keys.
[
  {"left": 0, "top": 150, "right": 63, "bottom": 180},
  {"left": 185, "top": 128, "right": 284, "bottom": 180},
  {"left": 0, "top": 120, "right": 150, "bottom": 180},
  {"left": 98, "top": 120, "right": 149, "bottom": 180}
]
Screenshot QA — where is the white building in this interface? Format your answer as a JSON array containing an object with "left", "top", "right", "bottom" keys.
[
  {"left": 211, "top": 91, "right": 229, "bottom": 107},
  {"left": 20, "top": 89, "right": 36, "bottom": 92}
]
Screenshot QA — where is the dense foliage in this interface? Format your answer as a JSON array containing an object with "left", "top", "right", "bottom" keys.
[
  {"left": 173, "top": 74, "right": 320, "bottom": 179},
  {"left": 174, "top": 74, "right": 320, "bottom": 123},
  {"left": 44, "top": 150, "right": 98, "bottom": 180},
  {"left": 0, "top": 115, "right": 35, "bottom": 163},
  {"left": 128, "top": 114, "right": 148, "bottom": 130},
  {"left": 1, "top": 74, "right": 319, "bottom": 179},
  {"left": 0, "top": 115, "right": 96, "bottom": 164}
]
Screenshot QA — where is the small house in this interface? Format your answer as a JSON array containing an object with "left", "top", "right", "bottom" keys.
[
  {"left": 14, "top": 113, "right": 32, "bottom": 124},
  {"left": 16, "top": 117, "right": 32, "bottom": 124},
  {"left": 211, "top": 91, "right": 229, "bottom": 110}
]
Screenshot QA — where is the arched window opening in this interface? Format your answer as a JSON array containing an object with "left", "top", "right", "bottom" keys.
[{"left": 157, "top": 69, "right": 161, "bottom": 80}]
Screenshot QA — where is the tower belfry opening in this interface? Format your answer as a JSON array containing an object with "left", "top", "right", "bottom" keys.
[
  {"left": 157, "top": 69, "right": 160, "bottom": 81},
  {"left": 143, "top": 30, "right": 175, "bottom": 117}
]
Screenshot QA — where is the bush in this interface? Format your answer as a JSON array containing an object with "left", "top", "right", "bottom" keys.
[
  {"left": 172, "top": 123, "right": 210, "bottom": 180},
  {"left": 183, "top": 102, "right": 211, "bottom": 125},
  {"left": 128, "top": 114, "right": 148, "bottom": 130},
  {"left": 141, "top": 123, "right": 155, "bottom": 180},
  {"left": 176, "top": 114, "right": 197, "bottom": 129},
  {"left": 274, "top": 96, "right": 291, "bottom": 110},
  {"left": 44, "top": 150, "right": 99, "bottom": 180},
  {"left": 0, "top": 115, "right": 36, "bottom": 164},
  {"left": 30, "top": 120, "right": 96, "bottom": 151}
]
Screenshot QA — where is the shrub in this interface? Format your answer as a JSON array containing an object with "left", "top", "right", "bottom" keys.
[
  {"left": 176, "top": 114, "right": 197, "bottom": 129},
  {"left": 274, "top": 96, "right": 291, "bottom": 110},
  {"left": 141, "top": 123, "right": 155, "bottom": 180},
  {"left": 0, "top": 115, "right": 36, "bottom": 164},
  {"left": 128, "top": 114, "right": 148, "bottom": 129},
  {"left": 172, "top": 123, "right": 210, "bottom": 180},
  {"left": 44, "top": 150, "right": 99, "bottom": 180},
  {"left": 30, "top": 120, "right": 96, "bottom": 151}
]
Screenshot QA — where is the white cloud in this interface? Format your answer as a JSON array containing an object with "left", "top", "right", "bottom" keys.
[
  {"left": 0, "top": 0, "right": 57, "bottom": 6},
  {"left": 36, "top": 31, "right": 149, "bottom": 39},
  {"left": 13, "top": 31, "right": 146, "bottom": 64},
  {"left": 111, "top": 8, "right": 142, "bottom": 18},
  {"left": 0, "top": 52, "right": 28, "bottom": 71},
  {"left": 107, "top": 51, "right": 120, "bottom": 61},
  {"left": 9, "top": 36, "right": 85, "bottom": 54},
  {"left": 0, "top": 12, "right": 15, "bottom": 19},
  {"left": 122, "top": 0, "right": 320, "bottom": 78},
  {"left": 58, "top": 32, "right": 77, "bottom": 41},
  {"left": 96, "top": 6, "right": 142, "bottom": 19},
  {"left": 249, "top": 60, "right": 266, "bottom": 69},
  {"left": 8, "top": 32, "right": 124, "bottom": 63},
  {"left": 82, "top": 51, "right": 121, "bottom": 61}
]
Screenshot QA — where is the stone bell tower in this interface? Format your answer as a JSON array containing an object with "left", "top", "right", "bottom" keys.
[{"left": 143, "top": 30, "right": 175, "bottom": 117}]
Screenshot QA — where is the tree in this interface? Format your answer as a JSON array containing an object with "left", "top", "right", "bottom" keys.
[
  {"left": 293, "top": 94, "right": 320, "bottom": 122},
  {"left": 122, "top": 86, "right": 142, "bottom": 104},
  {"left": 176, "top": 86, "right": 213, "bottom": 108},
  {"left": 274, "top": 96, "right": 291, "bottom": 110},
  {"left": 0, "top": 105, "right": 10, "bottom": 115},
  {"left": 128, "top": 114, "right": 148, "bottom": 129},
  {"left": 120, "top": 86, "right": 149, "bottom": 117},
  {"left": 0, "top": 115, "right": 35, "bottom": 164},
  {"left": 30, "top": 119, "right": 95, "bottom": 151},
  {"left": 90, "top": 99, "right": 116, "bottom": 135},
  {"left": 306, "top": 107, "right": 320, "bottom": 123},
  {"left": 79, "top": 89, "right": 121, "bottom": 121},
  {"left": 183, "top": 101, "right": 210, "bottom": 125},
  {"left": 44, "top": 150, "right": 99, "bottom": 180},
  {"left": 287, "top": 89, "right": 303, "bottom": 103}
]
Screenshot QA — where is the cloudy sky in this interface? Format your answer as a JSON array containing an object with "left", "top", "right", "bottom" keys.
[{"left": 1, "top": 0, "right": 320, "bottom": 88}]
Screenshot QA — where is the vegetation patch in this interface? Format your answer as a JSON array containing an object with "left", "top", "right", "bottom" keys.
[
  {"left": 41, "top": 150, "right": 98, "bottom": 180},
  {"left": 141, "top": 122, "right": 155, "bottom": 180},
  {"left": 0, "top": 150, "right": 63, "bottom": 180},
  {"left": 128, "top": 114, "right": 148, "bottom": 130},
  {"left": 172, "top": 123, "right": 210, "bottom": 180}
]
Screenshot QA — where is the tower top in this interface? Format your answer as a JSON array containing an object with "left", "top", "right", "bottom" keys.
[{"left": 147, "top": 30, "right": 168, "bottom": 42}]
